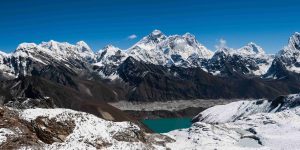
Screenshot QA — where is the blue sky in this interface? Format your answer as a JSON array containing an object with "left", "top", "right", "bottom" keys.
[{"left": 0, "top": 0, "right": 300, "bottom": 53}]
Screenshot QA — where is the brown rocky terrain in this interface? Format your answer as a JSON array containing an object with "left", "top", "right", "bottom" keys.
[{"left": 0, "top": 106, "right": 174, "bottom": 149}]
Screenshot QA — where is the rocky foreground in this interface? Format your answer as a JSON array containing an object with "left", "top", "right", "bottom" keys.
[
  {"left": 1, "top": 94, "right": 300, "bottom": 150},
  {"left": 0, "top": 107, "right": 174, "bottom": 150}
]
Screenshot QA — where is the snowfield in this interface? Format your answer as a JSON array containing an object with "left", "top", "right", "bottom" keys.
[
  {"left": 18, "top": 108, "right": 172, "bottom": 150},
  {"left": 165, "top": 94, "right": 300, "bottom": 150}
]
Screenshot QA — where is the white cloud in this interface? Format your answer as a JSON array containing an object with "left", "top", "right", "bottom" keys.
[
  {"left": 128, "top": 34, "right": 137, "bottom": 40},
  {"left": 215, "top": 38, "right": 227, "bottom": 50}
]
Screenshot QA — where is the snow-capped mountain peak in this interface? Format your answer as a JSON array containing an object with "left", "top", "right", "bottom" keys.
[
  {"left": 38, "top": 40, "right": 95, "bottom": 59},
  {"left": 237, "top": 42, "right": 265, "bottom": 56},
  {"left": 150, "top": 29, "right": 164, "bottom": 36},
  {"left": 129, "top": 30, "right": 167, "bottom": 51},
  {"left": 76, "top": 41, "right": 92, "bottom": 53},
  {"left": 94, "top": 45, "right": 127, "bottom": 68},
  {"left": 100, "top": 44, "right": 120, "bottom": 52},
  {"left": 145, "top": 29, "right": 166, "bottom": 43},
  {"left": 213, "top": 47, "right": 233, "bottom": 57},
  {"left": 286, "top": 32, "right": 300, "bottom": 51},
  {"left": 159, "top": 33, "right": 213, "bottom": 60},
  {"left": 16, "top": 43, "right": 38, "bottom": 51},
  {"left": 39, "top": 40, "right": 73, "bottom": 53},
  {"left": 182, "top": 32, "right": 194, "bottom": 38},
  {"left": 266, "top": 32, "right": 300, "bottom": 76}
]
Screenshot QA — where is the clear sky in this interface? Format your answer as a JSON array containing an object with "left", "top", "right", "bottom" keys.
[{"left": 0, "top": 0, "right": 300, "bottom": 53}]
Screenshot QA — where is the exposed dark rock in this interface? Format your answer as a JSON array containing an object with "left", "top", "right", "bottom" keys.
[
  {"left": 113, "top": 57, "right": 300, "bottom": 101},
  {"left": 30, "top": 117, "right": 75, "bottom": 144},
  {"left": 5, "top": 97, "right": 56, "bottom": 109},
  {"left": 0, "top": 107, "right": 43, "bottom": 149}
]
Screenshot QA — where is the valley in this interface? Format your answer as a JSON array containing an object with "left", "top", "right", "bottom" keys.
[{"left": 109, "top": 99, "right": 238, "bottom": 119}]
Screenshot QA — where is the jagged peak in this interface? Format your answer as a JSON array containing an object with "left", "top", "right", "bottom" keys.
[
  {"left": 16, "top": 43, "right": 38, "bottom": 51},
  {"left": 292, "top": 32, "right": 300, "bottom": 36},
  {"left": 40, "top": 40, "right": 71, "bottom": 47},
  {"left": 100, "top": 45, "right": 120, "bottom": 52},
  {"left": 97, "top": 45, "right": 124, "bottom": 58},
  {"left": 286, "top": 32, "right": 300, "bottom": 51},
  {"left": 76, "top": 41, "right": 92, "bottom": 52},
  {"left": 103, "top": 44, "right": 119, "bottom": 49},
  {"left": 182, "top": 32, "right": 195, "bottom": 38},
  {"left": 147, "top": 29, "right": 166, "bottom": 41},
  {"left": 237, "top": 42, "right": 265, "bottom": 55},
  {"left": 150, "top": 29, "right": 163, "bottom": 36},
  {"left": 76, "top": 40, "right": 88, "bottom": 46},
  {"left": 128, "top": 30, "right": 166, "bottom": 51},
  {"left": 216, "top": 47, "right": 232, "bottom": 55}
]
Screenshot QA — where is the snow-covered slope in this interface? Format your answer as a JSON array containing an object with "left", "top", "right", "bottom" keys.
[
  {"left": 158, "top": 33, "right": 213, "bottom": 67},
  {"left": 0, "top": 106, "right": 173, "bottom": 149},
  {"left": 126, "top": 29, "right": 168, "bottom": 65},
  {"left": 193, "top": 94, "right": 300, "bottom": 124},
  {"left": 193, "top": 99, "right": 270, "bottom": 123},
  {"left": 0, "top": 40, "right": 96, "bottom": 78},
  {"left": 166, "top": 94, "right": 300, "bottom": 150},
  {"left": 38, "top": 40, "right": 95, "bottom": 63}
]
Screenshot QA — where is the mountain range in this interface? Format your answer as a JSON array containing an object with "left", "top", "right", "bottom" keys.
[{"left": 0, "top": 31, "right": 300, "bottom": 102}]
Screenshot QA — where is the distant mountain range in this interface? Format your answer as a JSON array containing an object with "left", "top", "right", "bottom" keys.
[{"left": 0, "top": 30, "right": 300, "bottom": 104}]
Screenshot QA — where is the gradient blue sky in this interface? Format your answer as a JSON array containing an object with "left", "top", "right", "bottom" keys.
[{"left": 0, "top": 0, "right": 300, "bottom": 53}]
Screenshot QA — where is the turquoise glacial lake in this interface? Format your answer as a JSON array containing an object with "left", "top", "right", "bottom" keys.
[{"left": 142, "top": 118, "right": 192, "bottom": 133}]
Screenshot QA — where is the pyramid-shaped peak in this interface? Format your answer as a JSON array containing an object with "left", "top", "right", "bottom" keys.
[
  {"left": 287, "top": 32, "right": 300, "bottom": 51},
  {"left": 151, "top": 29, "right": 163, "bottom": 36},
  {"left": 245, "top": 42, "right": 264, "bottom": 54},
  {"left": 76, "top": 41, "right": 92, "bottom": 52}
]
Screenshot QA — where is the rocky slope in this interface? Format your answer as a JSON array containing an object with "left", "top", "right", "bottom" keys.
[
  {"left": 0, "top": 40, "right": 95, "bottom": 79},
  {"left": 111, "top": 56, "right": 300, "bottom": 101},
  {"left": 0, "top": 106, "right": 174, "bottom": 149},
  {"left": 207, "top": 43, "right": 274, "bottom": 76}
]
